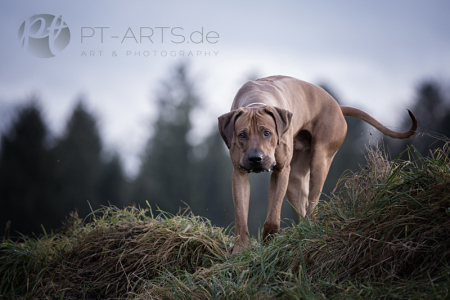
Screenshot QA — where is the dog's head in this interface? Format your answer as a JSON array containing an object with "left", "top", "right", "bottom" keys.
[{"left": 218, "top": 106, "right": 292, "bottom": 173}]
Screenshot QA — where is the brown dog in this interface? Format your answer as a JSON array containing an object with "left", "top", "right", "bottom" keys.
[{"left": 218, "top": 75, "right": 417, "bottom": 254}]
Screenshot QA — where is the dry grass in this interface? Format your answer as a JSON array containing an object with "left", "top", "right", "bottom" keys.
[
  {"left": 302, "top": 142, "right": 450, "bottom": 283},
  {"left": 29, "top": 206, "right": 231, "bottom": 299}
]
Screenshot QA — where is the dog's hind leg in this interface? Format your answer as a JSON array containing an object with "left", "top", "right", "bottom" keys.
[
  {"left": 303, "top": 115, "right": 346, "bottom": 216},
  {"left": 306, "top": 145, "right": 337, "bottom": 215},
  {"left": 286, "top": 149, "right": 311, "bottom": 218}
]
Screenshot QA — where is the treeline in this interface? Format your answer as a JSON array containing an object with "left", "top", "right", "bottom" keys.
[{"left": 1, "top": 63, "right": 449, "bottom": 237}]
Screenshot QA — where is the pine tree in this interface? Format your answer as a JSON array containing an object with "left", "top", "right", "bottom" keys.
[
  {"left": 52, "top": 101, "right": 104, "bottom": 218},
  {"left": 0, "top": 103, "right": 56, "bottom": 236},
  {"left": 133, "top": 64, "right": 200, "bottom": 213}
]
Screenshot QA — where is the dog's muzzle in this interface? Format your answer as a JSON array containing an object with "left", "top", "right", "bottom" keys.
[{"left": 239, "top": 153, "right": 276, "bottom": 173}]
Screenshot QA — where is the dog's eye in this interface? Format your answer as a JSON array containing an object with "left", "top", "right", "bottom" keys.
[
  {"left": 238, "top": 133, "right": 246, "bottom": 140},
  {"left": 264, "top": 130, "right": 271, "bottom": 137}
]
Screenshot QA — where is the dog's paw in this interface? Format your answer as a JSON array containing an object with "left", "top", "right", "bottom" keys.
[
  {"left": 232, "top": 245, "right": 244, "bottom": 254},
  {"left": 262, "top": 223, "right": 280, "bottom": 243}
]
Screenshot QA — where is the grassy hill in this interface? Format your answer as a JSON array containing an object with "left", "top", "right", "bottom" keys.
[{"left": 1, "top": 143, "right": 449, "bottom": 299}]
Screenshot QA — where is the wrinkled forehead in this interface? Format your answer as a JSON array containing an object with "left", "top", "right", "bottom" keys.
[{"left": 234, "top": 108, "right": 276, "bottom": 131}]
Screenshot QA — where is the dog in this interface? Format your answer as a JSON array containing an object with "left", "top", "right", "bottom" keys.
[{"left": 218, "top": 75, "right": 417, "bottom": 254}]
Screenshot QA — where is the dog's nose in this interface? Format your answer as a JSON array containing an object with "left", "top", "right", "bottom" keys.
[{"left": 248, "top": 152, "right": 263, "bottom": 164}]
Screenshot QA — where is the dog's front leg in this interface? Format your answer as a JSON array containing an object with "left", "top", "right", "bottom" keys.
[
  {"left": 262, "top": 165, "right": 291, "bottom": 241},
  {"left": 232, "top": 168, "right": 251, "bottom": 254}
]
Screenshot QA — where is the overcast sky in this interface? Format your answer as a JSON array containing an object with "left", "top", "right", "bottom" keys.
[{"left": 1, "top": 0, "right": 449, "bottom": 176}]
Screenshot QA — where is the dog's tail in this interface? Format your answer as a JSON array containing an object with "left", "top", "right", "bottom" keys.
[{"left": 340, "top": 106, "right": 418, "bottom": 139}]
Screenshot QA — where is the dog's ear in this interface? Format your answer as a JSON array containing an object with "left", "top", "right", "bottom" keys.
[
  {"left": 264, "top": 106, "right": 293, "bottom": 144},
  {"left": 218, "top": 109, "right": 244, "bottom": 149}
]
